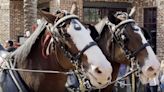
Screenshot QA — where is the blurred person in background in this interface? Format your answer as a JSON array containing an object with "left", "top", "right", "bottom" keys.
[
  {"left": 4, "top": 40, "right": 16, "bottom": 52},
  {"left": 0, "top": 43, "right": 5, "bottom": 51},
  {"left": 145, "top": 76, "right": 159, "bottom": 92},
  {"left": 13, "top": 40, "right": 21, "bottom": 49},
  {"left": 160, "top": 60, "right": 164, "bottom": 92}
]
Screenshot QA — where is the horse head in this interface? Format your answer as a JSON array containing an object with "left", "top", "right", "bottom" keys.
[
  {"left": 92, "top": 10, "right": 160, "bottom": 84},
  {"left": 40, "top": 10, "right": 113, "bottom": 89}
]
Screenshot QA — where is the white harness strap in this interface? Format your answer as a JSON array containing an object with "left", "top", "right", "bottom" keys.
[
  {"left": 51, "top": 14, "right": 79, "bottom": 41},
  {"left": 115, "top": 19, "right": 135, "bottom": 29},
  {"left": 0, "top": 56, "right": 24, "bottom": 92},
  {"left": 46, "top": 38, "right": 54, "bottom": 56},
  {"left": 53, "top": 14, "right": 79, "bottom": 28},
  {"left": 106, "top": 19, "right": 135, "bottom": 32}
]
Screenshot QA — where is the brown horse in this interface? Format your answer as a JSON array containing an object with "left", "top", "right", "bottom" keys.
[
  {"left": 0, "top": 10, "right": 113, "bottom": 92},
  {"left": 87, "top": 11, "right": 160, "bottom": 92}
]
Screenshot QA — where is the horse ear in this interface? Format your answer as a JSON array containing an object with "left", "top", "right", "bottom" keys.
[
  {"left": 70, "top": 2, "right": 78, "bottom": 15},
  {"left": 108, "top": 14, "right": 116, "bottom": 24},
  {"left": 38, "top": 10, "right": 56, "bottom": 24},
  {"left": 129, "top": 7, "right": 136, "bottom": 17},
  {"left": 108, "top": 13, "right": 120, "bottom": 25}
]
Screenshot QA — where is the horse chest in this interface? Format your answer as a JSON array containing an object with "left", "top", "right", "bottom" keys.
[{"left": 37, "top": 74, "right": 67, "bottom": 92}]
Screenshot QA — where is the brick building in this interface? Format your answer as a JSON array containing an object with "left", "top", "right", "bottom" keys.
[{"left": 0, "top": 0, "right": 164, "bottom": 61}]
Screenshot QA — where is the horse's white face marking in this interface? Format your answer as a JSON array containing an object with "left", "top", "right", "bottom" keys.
[
  {"left": 133, "top": 25, "right": 160, "bottom": 82},
  {"left": 67, "top": 19, "right": 113, "bottom": 88}
]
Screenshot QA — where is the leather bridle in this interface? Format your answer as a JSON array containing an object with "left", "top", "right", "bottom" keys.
[
  {"left": 52, "top": 14, "right": 97, "bottom": 65},
  {"left": 51, "top": 13, "right": 98, "bottom": 90},
  {"left": 105, "top": 19, "right": 150, "bottom": 85},
  {"left": 107, "top": 19, "right": 150, "bottom": 65}
]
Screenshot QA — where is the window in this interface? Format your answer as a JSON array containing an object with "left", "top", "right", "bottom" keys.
[
  {"left": 144, "top": 8, "right": 157, "bottom": 53},
  {"left": 83, "top": 7, "right": 126, "bottom": 24},
  {"left": 83, "top": 8, "right": 100, "bottom": 24}
]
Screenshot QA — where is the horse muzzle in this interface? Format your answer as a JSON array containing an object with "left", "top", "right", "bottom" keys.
[{"left": 86, "top": 65, "right": 112, "bottom": 89}]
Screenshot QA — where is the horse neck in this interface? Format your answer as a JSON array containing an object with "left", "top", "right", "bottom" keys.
[
  {"left": 16, "top": 31, "right": 74, "bottom": 91},
  {"left": 27, "top": 31, "right": 75, "bottom": 70},
  {"left": 54, "top": 43, "right": 75, "bottom": 70},
  {"left": 98, "top": 26, "right": 129, "bottom": 65}
]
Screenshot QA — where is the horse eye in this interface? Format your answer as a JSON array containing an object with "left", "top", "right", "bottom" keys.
[
  {"left": 133, "top": 28, "right": 139, "bottom": 31},
  {"left": 74, "top": 23, "right": 81, "bottom": 30},
  {"left": 132, "top": 26, "right": 139, "bottom": 31}
]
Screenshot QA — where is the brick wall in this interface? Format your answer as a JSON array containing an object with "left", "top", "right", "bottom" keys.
[
  {"left": 49, "top": 0, "right": 132, "bottom": 21},
  {"left": 0, "top": 0, "right": 24, "bottom": 44},
  {"left": 156, "top": 0, "right": 164, "bottom": 61},
  {"left": 133, "top": 1, "right": 143, "bottom": 27},
  {"left": 83, "top": 0, "right": 130, "bottom": 2},
  {"left": 10, "top": 1, "right": 24, "bottom": 41},
  {"left": 50, "top": 0, "right": 83, "bottom": 20},
  {"left": 134, "top": 0, "right": 164, "bottom": 61},
  {"left": 0, "top": 0, "right": 10, "bottom": 44}
]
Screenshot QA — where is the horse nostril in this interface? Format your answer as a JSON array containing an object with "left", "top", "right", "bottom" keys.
[
  {"left": 98, "top": 82, "right": 102, "bottom": 85},
  {"left": 107, "top": 77, "right": 110, "bottom": 80},
  {"left": 147, "top": 66, "right": 154, "bottom": 71},
  {"left": 95, "top": 67, "right": 102, "bottom": 74},
  {"left": 154, "top": 73, "right": 157, "bottom": 76}
]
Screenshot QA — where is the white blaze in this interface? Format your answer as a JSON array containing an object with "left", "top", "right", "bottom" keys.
[
  {"left": 67, "top": 19, "right": 113, "bottom": 88},
  {"left": 133, "top": 25, "right": 160, "bottom": 78}
]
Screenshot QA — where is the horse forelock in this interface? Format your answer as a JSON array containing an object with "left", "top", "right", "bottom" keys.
[{"left": 86, "top": 24, "right": 99, "bottom": 41}]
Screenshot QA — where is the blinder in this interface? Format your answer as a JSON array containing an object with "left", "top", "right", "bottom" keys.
[{"left": 114, "top": 26, "right": 129, "bottom": 46}]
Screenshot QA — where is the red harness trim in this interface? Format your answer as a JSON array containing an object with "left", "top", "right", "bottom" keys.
[{"left": 41, "top": 32, "right": 52, "bottom": 59}]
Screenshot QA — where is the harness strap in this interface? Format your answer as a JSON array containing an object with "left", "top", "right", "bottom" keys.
[
  {"left": 115, "top": 19, "right": 135, "bottom": 30},
  {"left": 73, "top": 42, "right": 97, "bottom": 60},
  {"left": 54, "top": 15, "right": 79, "bottom": 28},
  {"left": 109, "top": 68, "right": 138, "bottom": 85},
  {"left": 132, "top": 43, "right": 150, "bottom": 56},
  {"left": 51, "top": 15, "right": 79, "bottom": 41},
  {"left": 107, "top": 19, "right": 135, "bottom": 32},
  {"left": 1, "top": 67, "right": 73, "bottom": 75},
  {"left": 41, "top": 32, "right": 52, "bottom": 59},
  {"left": 2, "top": 56, "right": 25, "bottom": 92}
]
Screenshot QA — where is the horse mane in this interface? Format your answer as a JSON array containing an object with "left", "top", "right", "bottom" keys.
[
  {"left": 86, "top": 24, "right": 99, "bottom": 41},
  {"left": 11, "top": 20, "right": 47, "bottom": 63},
  {"left": 87, "top": 17, "right": 112, "bottom": 41},
  {"left": 140, "top": 27, "right": 152, "bottom": 41}
]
